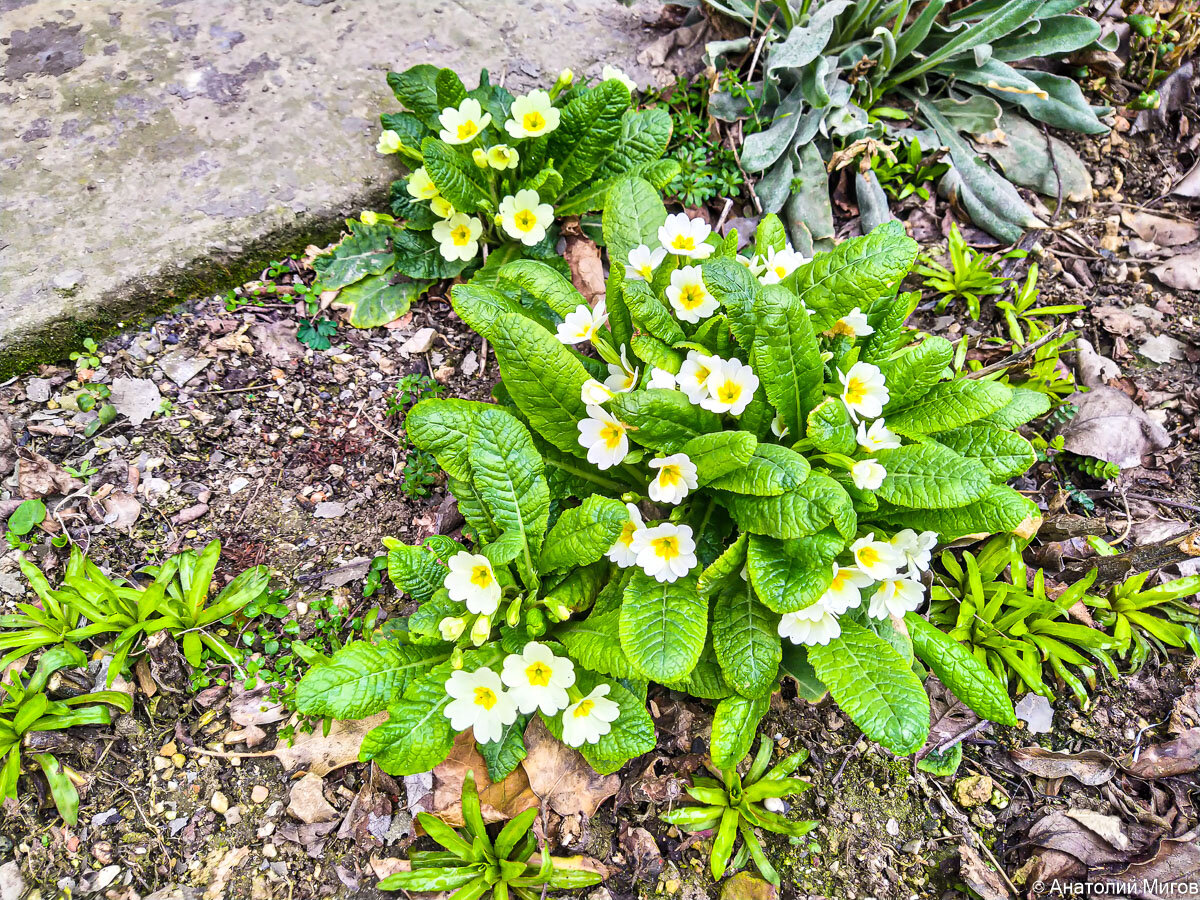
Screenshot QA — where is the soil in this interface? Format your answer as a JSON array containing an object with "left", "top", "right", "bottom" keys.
[{"left": 1, "top": 48, "right": 1199, "bottom": 900}]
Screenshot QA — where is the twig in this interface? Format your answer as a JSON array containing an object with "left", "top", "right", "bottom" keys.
[
  {"left": 1042, "top": 123, "right": 1064, "bottom": 227},
  {"left": 965, "top": 321, "right": 1070, "bottom": 379},
  {"left": 932, "top": 719, "right": 991, "bottom": 757},
  {"left": 1088, "top": 490, "right": 1200, "bottom": 516},
  {"left": 715, "top": 197, "right": 735, "bottom": 234},
  {"left": 195, "top": 382, "right": 265, "bottom": 396},
  {"left": 1062, "top": 526, "right": 1200, "bottom": 585},
  {"left": 478, "top": 338, "right": 489, "bottom": 379}
]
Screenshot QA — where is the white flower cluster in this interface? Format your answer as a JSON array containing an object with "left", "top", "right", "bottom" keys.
[
  {"left": 442, "top": 642, "right": 620, "bottom": 747},
  {"left": 776, "top": 529, "right": 937, "bottom": 646}
]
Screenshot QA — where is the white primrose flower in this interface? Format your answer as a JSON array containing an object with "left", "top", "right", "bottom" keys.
[
  {"left": 444, "top": 551, "right": 502, "bottom": 615},
  {"left": 498, "top": 189, "right": 555, "bottom": 246},
  {"left": 828, "top": 306, "right": 874, "bottom": 338},
  {"left": 839, "top": 361, "right": 889, "bottom": 422},
  {"left": 439, "top": 98, "right": 492, "bottom": 145},
  {"left": 505, "top": 90, "right": 560, "bottom": 138},
  {"left": 648, "top": 453, "right": 698, "bottom": 506},
  {"left": 501, "top": 642, "right": 576, "bottom": 715},
  {"left": 607, "top": 503, "right": 645, "bottom": 567},
  {"left": 702, "top": 357, "right": 760, "bottom": 416},
  {"left": 581, "top": 379, "right": 616, "bottom": 405},
  {"left": 892, "top": 529, "right": 939, "bottom": 579},
  {"left": 857, "top": 419, "right": 901, "bottom": 453},
  {"left": 407, "top": 167, "right": 439, "bottom": 201},
  {"left": 432, "top": 213, "right": 483, "bottom": 262},
  {"left": 868, "top": 578, "right": 926, "bottom": 620},
  {"left": 666, "top": 265, "right": 720, "bottom": 323},
  {"left": 757, "top": 245, "right": 807, "bottom": 284},
  {"left": 562, "top": 684, "right": 622, "bottom": 747},
  {"left": 851, "top": 459, "right": 887, "bottom": 491},
  {"left": 603, "top": 346, "right": 639, "bottom": 394},
  {"left": 678, "top": 350, "right": 717, "bottom": 404},
  {"left": 631, "top": 522, "right": 697, "bottom": 583},
  {"left": 577, "top": 404, "right": 629, "bottom": 470},
  {"left": 430, "top": 195, "right": 456, "bottom": 219},
  {"left": 486, "top": 144, "right": 520, "bottom": 170},
  {"left": 443, "top": 667, "right": 518, "bottom": 744},
  {"left": 737, "top": 254, "right": 766, "bottom": 277},
  {"left": 626, "top": 244, "right": 666, "bottom": 281},
  {"left": 850, "top": 532, "right": 905, "bottom": 581},
  {"left": 819, "top": 564, "right": 875, "bottom": 615},
  {"left": 658, "top": 213, "right": 714, "bottom": 260},
  {"left": 556, "top": 300, "right": 608, "bottom": 345},
  {"left": 770, "top": 413, "right": 789, "bottom": 439},
  {"left": 778, "top": 603, "right": 841, "bottom": 646},
  {"left": 377, "top": 129, "right": 403, "bottom": 155},
  {"left": 647, "top": 368, "right": 677, "bottom": 390},
  {"left": 601, "top": 65, "right": 638, "bottom": 92}
]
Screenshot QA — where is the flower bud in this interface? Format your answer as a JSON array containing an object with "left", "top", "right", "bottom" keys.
[
  {"left": 438, "top": 616, "right": 466, "bottom": 642},
  {"left": 471, "top": 614, "right": 492, "bottom": 646},
  {"left": 472, "top": 147, "right": 489, "bottom": 167}
]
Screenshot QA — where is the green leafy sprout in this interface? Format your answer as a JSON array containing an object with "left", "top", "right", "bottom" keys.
[
  {"left": 915, "top": 223, "right": 1024, "bottom": 319},
  {"left": 377, "top": 769, "right": 602, "bottom": 898},
  {"left": 661, "top": 738, "right": 816, "bottom": 885}
]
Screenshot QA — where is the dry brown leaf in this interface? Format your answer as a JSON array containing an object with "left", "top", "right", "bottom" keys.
[
  {"left": 1109, "top": 833, "right": 1200, "bottom": 891},
  {"left": 1121, "top": 211, "right": 1199, "bottom": 247},
  {"left": 521, "top": 717, "right": 620, "bottom": 817},
  {"left": 1121, "top": 729, "right": 1200, "bottom": 779},
  {"left": 563, "top": 232, "right": 606, "bottom": 305},
  {"left": 274, "top": 712, "right": 388, "bottom": 776},
  {"left": 1010, "top": 747, "right": 1117, "bottom": 786},
  {"left": 1151, "top": 252, "right": 1200, "bottom": 291},
  {"left": 1026, "top": 810, "right": 1129, "bottom": 867},
  {"left": 1057, "top": 387, "right": 1172, "bottom": 469},
  {"left": 17, "top": 452, "right": 83, "bottom": 500},
  {"left": 102, "top": 491, "right": 141, "bottom": 534},
  {"left": 230, "top": 683, "right": 287, "bottom": 727},
  {"left": 958, "top": 844, "right": 1010, "bottom": 900},
  {"left": 287, "top": 771, "right": 340, "bottom": 824},
  {"left": 431, "top": 729, "right": 538, "bottom": 826}
]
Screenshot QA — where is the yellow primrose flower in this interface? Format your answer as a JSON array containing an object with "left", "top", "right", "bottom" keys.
[
  {"left": 430, "top": 195, "right": 456, "bottom": 219},
  {"left": 407, "top": 167, "right": 439, "bottom": 201},
  {"left": 431, "top": 213, "right": 483, "bottom": 263},
  {"left": 438, "top": 98, "right": 492, "bottom": 145},
  {"left": 505, "top": 90, "right": 561, "bottom": 139},
  {"left": 486, "top": 144, "right": 519, "bottom": 170},
  {"left": 498, "top": 189, "right": 555, "bottom": 246},
  {"left": 376, "top": 129, "right": 403, "bottom": 155},
  {"left": 472, "top": 147, "right": 489, "bottom": 167}
]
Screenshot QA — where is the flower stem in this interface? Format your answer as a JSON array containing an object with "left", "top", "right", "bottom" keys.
[{"left": 549, "top": 458, "right": 628, "bottom": 493}]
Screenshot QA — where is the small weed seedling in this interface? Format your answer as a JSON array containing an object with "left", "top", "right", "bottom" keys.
[
  {"left": 297, "top": 317, "right": 338, "bottom": 351},
  {"left": 871, "top": 139, "right": 949, "bottom": 203},
  {"left": 915, "top": 224, "right": 1023, "bottom": 319}
]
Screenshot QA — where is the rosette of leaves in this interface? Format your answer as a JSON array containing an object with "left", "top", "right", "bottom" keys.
[
  {"left": 293, "top": 403, "right": 656, "bottom": 778},
  {"left": 661, "top": 738, "right": 816, "bottom": 885},
  {"left": 378, "top": 770, "right": 602, "bottom": 897},
  {"left": 313, "top": 65, "right": 679, "bottom": 327},
  {"left": 0, "top": 644, "right": 132, "bottom": 824},
  {"left": 421, "top": 174, "right": 1033, "bottom": 760},
  {"left": 927, "top": 535, "right": 1118, "bottom": 705},
  {"left": 699, "top": 0, "right": 1112, "bottom": 247}
]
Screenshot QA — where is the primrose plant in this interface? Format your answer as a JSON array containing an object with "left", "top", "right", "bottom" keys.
[
  {"left": 296, "top": 176, "right": 1042, "bottom": 779},
  {"left": 312, "top": 64, "right": 678, "bottom": 327}
]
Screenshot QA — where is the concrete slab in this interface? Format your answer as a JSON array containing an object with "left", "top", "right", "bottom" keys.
[{"left": 0, "top": 0, "right": 662, "bottom": 375}]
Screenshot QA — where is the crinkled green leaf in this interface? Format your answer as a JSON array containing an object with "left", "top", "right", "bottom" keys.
[
  {"left": 875, "top": 484, "right": 1038, "bottom": 541},
  {"left": 888, "top": 379, "right": 1012, "bottom": 435},
  {"left": 555, "top": 609, "right": 637, "bottom": 680},
  {"left": 880, "top": 337, "right": 954, "bottom": 412},
  {"left": 386, "top": 542, "right": 447, "bottom": 603},
  {"left": 546, "top": 80, "right": 630, "bottom": 194},
  {"left": 386, "top": 64, "right": 442, "bottom": 128},
  {"left": 712, "top": 579, "right": 781, "bottom": 699},
  {"left": 406, "top": 398, "right": 494, "bottom": 481},
  {"left": 593, "top": 107, "right": 673, "bottom": 182},
  {"left": 746, "top": 531, "right": 842, "bottom": 614},
  {"left": 539, "top": 496, "right": 628, "bottom": 571},
  {"left": 479, "top": 714, "right": 530, "bottom": 781},
  {"left": 624, "top": 279, "right": 684, "bottom": 344},
  {"left": 361, "top": 694, "right": 455, "bottom": 776},
  {"left": 608, "top": 389, "right": 720, "bottom": 454},
  {"left": 470, "top": 408, "right": 550, "bottom": 561},
  {"left": 620, "top": 571, "right": 707, "bottom": 683},
  {"left": 338, "top": 272, "right": 432, "bottom": 329},
  {"left": 701, "top": 257, "right": 759, "bottom": 350},
  {"left": 499, "top": 260, "right": 585, "bottom": 320},
  {"left": 422, "top": 137, "right": 491, "bottom": 212},
  {"left": 295, "top": 641, "right": 447, "bottom": 719},
  {"left": 983, "top": 386, "right": 1052, "bottom": 428},
  {"left": 603, "top": 176, "right": 667, "bottom": 275},
  {"left": 682, "top": 431, "right": 758, "bottom": 486},
  {"left": 931, "top": 425, "right": 1036, "bottom": 480},
  {"left": 753, "top": 284, "right": 824, "bottom": 437},
  {"left": 805, "top": 397, "right": 857, "bottom": 455},
  {"left": 710, "top": 693, "right": 770, "bottom": 771},
  {"left": 719, "top": 473, "right": 856, "bottom": 541},
  {"left": 697, "top": 533, "right": 748, "bottom": 599},
  {"left": 708, "top": 443, "right": 811, "bottom": 496},
  {"left": 874, "top": 444, "right": 993, "bottom": 509},
  {"left": 313, "top": 223, "right": 396, "bottom": 289},
  {"left": 905, "top": 613, "right": 1017, "bottom": 726}
]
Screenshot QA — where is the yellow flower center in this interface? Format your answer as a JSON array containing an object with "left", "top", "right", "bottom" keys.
[
  {"left": 637, "top": 265, "right": 653, "bottom": 279},
  {"left": 845, "top": 377, "right": 868, "bottom": 405},
  {"left": 457, "top": 120, "right": 478, "bottom": 141},
  {"left": 716, "top": 380, "right": 742, "bottom": 404},
  {"left": 618, "top": 520, "right": 637, "bottom": 547},
  {"left": 573, "top": 699, "right": 595, "bottom": 718},
  {"left": 451, "top": 225, "right": 473, "bottom": 246},
  {"left": 525, "top": 661, "right": 553, "bottom": 687},
  {"left": 657, "top": 464, "right": 683, "bottom": 488},
  {"left": 473, "top": 686, "right": 498, "bottom": 710},
  {"left": 513, "top": 209, "right": 537, "bottom": 231},
  {"left": 651, "top": 535, "right": 680, "bottom": 560},
  {"left": 829, "top": 319, "right": 856, "bottom": 337},
  {"left": 774, "top": 265, "right": 788, "bottom": 278},
  {"left": 523, "top": 110, "right": 546, "bottom": 132},
  {"left": 678, "top": 285, "right": 705, "bottom": 310},
  {"left": 470, "top": 565, "right": 493, "bottom": 588},
  {"left": 830, "top": 569, "right": 851, "bottom": 591},
  {"left": 599, "top": 422, "right": 624, "bottom": 449},
  {"left": 858, "top": 546, "right": 880, "bottom": 568},
  {"left": 671, "top": 234, "right": 696, "bottom": 251},
  {"left": 690, "top": 364, "right": 711, "bottom": 387}
]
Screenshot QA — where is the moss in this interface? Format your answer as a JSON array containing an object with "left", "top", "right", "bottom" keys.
[{"left": 0, "top": 188, "right": 385, "bottom": 381}]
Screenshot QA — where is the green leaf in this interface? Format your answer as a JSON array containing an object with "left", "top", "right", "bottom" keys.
[
  {"left": 873, "top": 444, "right": 993, "bottom": 509},
  {"left": 754, "top": 214, "right": 788, "bottom": 258},
  {"left": 995, "top": 70, "right": 1109, "bottom": 135},
  {"left": 593, "top": 107, "right": 673, "bottom": 182},
  {"left": 931, "top": 426, "right": 1036, "bottom": 480},
  {"left": 864, "top": 291, "right": 919, "bottom": 363},
  {"left": 710, "top": 694, "right": 770, "bottom": 771},
  {"left": 338, "top": 272, "right": 432, "bottom": 329},
  {"left": 386, "top": 64, "right": 442, "bottom": 128},
  {"left": 553, "top": 671, "right": 656, "bottom": 775},
  {"left": 620, "top": 572, "right": 707, "bottom": 683},
  {"left": 888, "top": 380, "right": 1012, "bottom": 435},
  {"left": 752, "top": 284, "right": 824, "bottom": 437},
  {"left": 880, "top": 337, "right": 954, "bottom": 412},
  {"left": 406, "top": 398, "right": 494, "bottom": 481},
  {"left": 875, "top": 484, "right": 1039, "bottom": 541},
  {"left": 664, "top": 638, "right": 734, "bottom": 699},
  {"left": 682, "top": 431, "right": 758, "bottom": 486},
  {"left": 603, "top": 177, "right": 667, "bottom": 270},
  {"left": 746, "top": 532, "right": 842, "bottom": 614},
  {"left": 435, "top": 67, "right": 468, "bottom": 110},
  {"left": 905, "top": 613, "right": 1017, "bottom": 726},
  {"left": 35, "top": 754, "right": 79, "bottom": 825},
  {"left": 479, "top": 715, "right": 530, "bottom": 781},
  {"left": 422, "top": 137, "right": 491, "bottom": 212},
  {"left": 378, "top": 868, "right": 481, "bottom": 892},
  {"left": 708, "top": 444, "right": 811, "bottom": 496},
  {"left": 805, "top": 398, "right": 857, "bottom": 455},
  {"left": 361, "top": 694, "right": 455, "bottom": 776},
  {"left": 555, "top": 609, "right": 638, "bottom": 680},
  {"left": 701, "top": 257, "right": 759, "bottom": 350},
  {"left": 807, "top": 621, "right": 930, "bottom": 756},
  {"left": 6, "top": 500, "right": 45, "bottom": 538},
  {"left": 499, "top": 260, "right": 585, "bottom": 320},
  {"left": 719, "top": 473, "right": 856, "bottom": 541},
  {"left": 546, "top": 80, "right": 630, "bottom": 194},
  {"left": 712, "top": 579, "right": 781, "bottom": 699},
  {"left": 392, "top": 228, "right": 473, "bottom": 280},
  {"left": 608, "top": 389, "right": 720, "bottom": 454},
  {"left": 539, "top": 496, "right": 628, "bottom": 571},
  {"left": 983, "top": 387, "right": 1051, "bottom": 428},
  {"left": 313, "top": 223, "right": 397, "bottom": 289},
  {"left": 779, "top": 644, "right": 827, "bottom": 702},
  {"left": 295, "top": 641, "right": 447, "bottom": 719},
  {"left": 623, "top": 280, "right": 684, "bottom": 345},
  {"left": 698, "top": 533, "right": 748, "bottom": 599},
  {"left": 470, "top": 408, "right": 551, "bottom": 561}
]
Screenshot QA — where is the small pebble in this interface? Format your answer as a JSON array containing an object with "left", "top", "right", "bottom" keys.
[
  {"left": 251, "top": 785, "right": 269, "bottom": 804},
  {"left": 210, "top": 791, "right": 230, "bottom": 815},
  {"left": 224, "top": 807, "right": 242, "bottom": 826},
  {"left": 171, "top": 753, "right": 186, "bottom": 768},
  {"left": 159, "top": 742, "right": 177, "bottom": 758},
  {"left": 262, "top": 844, "right": 277, "bottom": 859}
]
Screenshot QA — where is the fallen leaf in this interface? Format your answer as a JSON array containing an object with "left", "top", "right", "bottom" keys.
[
  {"left": 1139, "top": 334, "right": 1189, "bottom": 364},
  {"left": 336, "top": 768, "right": 398, "bottom": 848},
  {"left": 1106, "top": 833, "right": 1200, "bottom": 892},
  {"left": 1121, "top": 729, "right": 1200, "bottom": 779},
  {"left": 431, "top": 730, "right": 538, "bottom": 825},
  {"left": 1057, "top": 387, "right": 1172, "bottom": 469},
  {"left": 1121, "top": 211, "right": 1200, "bottom": 247},
  {"left": 1010, "top": 747, "right": 1116, "bottom": 786},
  {"left": 1074, "top": 339, "right": 1121, "bottom": 390},
  {"left": 1152, "top": 252, "right": 1200, "bottom": 291},
  {"left": 563, "top": 231, "right": 606, "bottom": 304},
  {"left": 229, "top": 684, "right": 286, "bottom": 727},
  {"left": 102, "top": 491, "right": 141, "bottom": 534},
  {"left": 1027, "top": 810, "right": 1129, "bottom": 868},
  {"left": 288, "top": 772, "right": 341, "bottom": 824},
  {"left": 274, "top": 713, "right": 388, "bottom": 776},
  {"left": 157, "top": 351, "right": 212, "bottom": 387},
  {"left": 250, "top": 320, "right": 306, "bottom": 365},
  {"left": 1064, "top": 809, "right": 1130, "bottom": 850},
  {"left": 520, "top": 717, "right": 619, "bottom": 817},
  {"left": 109, "top": 377, "right": 163, "bottom": 426},
  {"left": 958, "top": 844, "right": 1010, "bottom": 900},
  {"left": 1015, "top": 693, "right": 1054, "bottom": 734},
  {"left": 17, "top": 452, "right": 83, "bottom": 499},
  {"left": 1175, "top": 160, "right": 1200, "bottom": 199}
]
